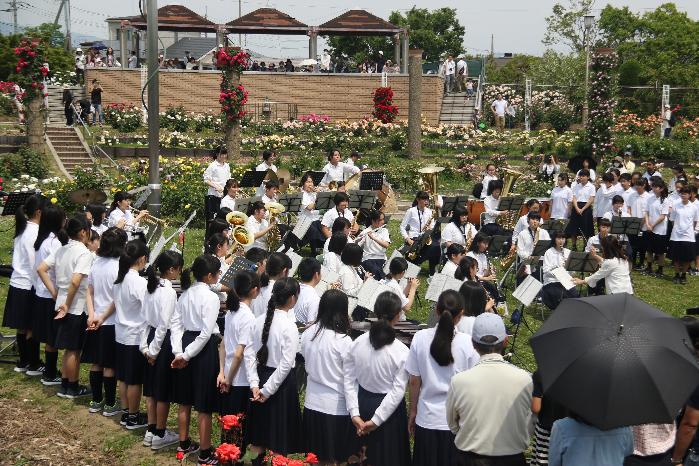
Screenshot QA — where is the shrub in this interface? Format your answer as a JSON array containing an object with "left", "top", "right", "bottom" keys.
[
  {"left": 546, "top": 106, "right": 576, "bottom": 133},
  {"left": 372, "top": 87, "right": 398, "bottom": 123},
  {"left": 614, "top": 134, "right": 698, "bottom": 163},
  {"left": 0, "top": 145, "right": 49, "bottom": 179},
  {"left": 160, "top": 106, "right": 190, "bottom": 132},
  {"left": 104, "top": 103, "right": 142, "bottom": 132}
]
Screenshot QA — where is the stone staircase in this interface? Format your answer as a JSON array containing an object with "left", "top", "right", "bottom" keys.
[
  {"left": 46, "top": 85, "right": 86, "bottom": 125},
  {"left": 439, "top": 92, "right": 476, "bottom": 126},
  {"left": 45, "top": 126, "right": 94, "bottom": 176}
]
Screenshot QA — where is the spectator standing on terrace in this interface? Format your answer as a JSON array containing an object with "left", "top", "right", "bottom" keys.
[
  {"left": 127, "top": 51, "right": 137, "bottom": 69},
  {"left": 456, "top": 56, "right": 468, "bottom": 92},
  {"left": 75, "top": 48, "right": 85, "bottom": 84},
  {"left": 321, "top": 49, "right": 331, "bottom": 73},
  {"left": 285, "top": 59, "right": 295, "bottom": 72},
  {"left": 442, "top": 55, "right": 456, "bottom": 94},
  {"left": 492, "top": 95, "right": 508, "bottom": 131},
  {"left": 662, "top": 105, "right": 674, "bottom": 138},
  {"left": 90, "top": 79, "right": 103, "bottom": 126}
]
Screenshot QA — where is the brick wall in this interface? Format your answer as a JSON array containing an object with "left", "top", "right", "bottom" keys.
[{"left": 85, "top": 69, "right": 445, "bottom": 125}]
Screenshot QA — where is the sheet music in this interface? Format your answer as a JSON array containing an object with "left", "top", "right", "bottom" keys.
[
  {"left": 424, "top": 273, "right": 463, "bottom": 302},
  {"left": 512, "top": 275, "right": 543, "bottom": 307},
  {"left": 132, "top": 187, "right": 152, "bottom": 209},
  {"left": 291, "top": 215, "right": 314, "bottom": 239},
  {"left": 220, "top": 257, "right": 259, "bottom": 289},
  {"left": 383, "top": 249, "right": 419, "bottom": 277},
  {"left": 287, "top": 250, "right": 303, "bottom": 277},
  {"left": 356, "top": 278, "right": 392, "bottom": 311},
  {"left": 551, "top": 267, "right": 576, "bottom": 290},
  {"left": 168, "top": 243, "right": 181, "bottom": 253},
  {"left": 147, "top": 235, "right": 167, "bottom": 266},
  {"left": 347, "top": 296, "right": 359, "bottom": 313},
  {"left": 315, "top": 266, "right": 340, "bottom": 294}
]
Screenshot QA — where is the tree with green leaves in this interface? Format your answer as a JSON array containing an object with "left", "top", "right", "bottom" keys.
[
  {"left": 325, "top": 7, "right": 464, "bottom": 66},
  {"left": 0, "top": 23, "right": 74, "bottom": 82},
  {"left": 543, "top": 0, "right": 597, "bottom": 53}
]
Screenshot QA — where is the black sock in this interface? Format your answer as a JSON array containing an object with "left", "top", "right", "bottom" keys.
[
  {"left": 155, "top": 428, "right": 165, "bottom": 437},
  {"left": 45, "top": 351, "right": 58, "bottom": 379},
  {"left": 199, "top": 448, "right": 212, "bottom": 459},
  {"left": 103, "top": 376, "right": 117, "bottom": 406},
  {"left": 70, "top": 380, "right": 79, "bottom": 391},
  {"left": 89, "top": 371, "right": 103, "bottom": 402},
  {"left": 180, "top": 438, "right": 191, "bottom": 450},
  {"left": 148, "top": 424, "right": 156, "bottom": 433},
  {"left": 25, "top": 338, "right": 40, "bottom": 367},
  {"left": 61, "top": 377, "right": 69, "bottom": 390},
  {"left": 682, "top": 272, "right": 687, "bottom": 278},
  {"left": 16, "top": 333, "right": 27, "bottom": 366}
]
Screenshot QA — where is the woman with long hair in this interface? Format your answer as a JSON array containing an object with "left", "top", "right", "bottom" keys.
[
  {"left": 574, "top": 236, "right": 633, "bottom": 294},
  {"left": 642, "top": 178, "right": 671, "bottom": 277}
]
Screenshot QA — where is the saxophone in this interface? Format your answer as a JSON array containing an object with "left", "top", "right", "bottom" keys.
[{"left": 464, "top": 224, "right": 474, "bottom": 251}]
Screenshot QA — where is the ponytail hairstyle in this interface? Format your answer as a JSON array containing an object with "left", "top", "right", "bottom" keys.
[
  {"left": 146, "top": 250, "right": 184, "bottom": 293},
  {"left": 180, "top": 254, "right": 221, "bottom": 290},
  {"left": 227, "top": 270, "right": 260, "bottom": 313},
  {"left": 34, "top": 203, "right": 67, "bottom": 250},
  {"left": 265, "top": 252, "right": 291, "bottom": 280},
  {"left": 96, "top": 227, "right": 127, "bottom": 258},
  {"left": 15, "top": 194, "right": 45, "bottom": 238},
  {"left": 458, "top": 280, "right": 487, "bottom": 317},
  {"left": 108, "top": 191, "right": 132, "bottom": 215},
  {"left": 386, "top": 256, "right": 408, "bottom": 280},
  {"left": 257, "top": 277, "right": 300, "bottom": 365},
  {"left": 455, "top": 256, "right": 478, "bottom": 281},
  {"left": 115, "top": 240, "right": 150, "bottom": 284},
  {"left": 205, "top": 232, "right": 229, "bottom": 256},
  {"left": 313, "top": 289, "right": 350, "bottom": 340},
  {"left": 65, "top": 212, "right": 91, "bottom": 241},
  {"left": 651, "top": 178, "right": 669, "bottom": 202},
  {"left": 86, "top": 203, "right": 106, "bottom": 227},
  {"left": 430, "top": 290, "right": 464, "bottom": 366},
  {"left": 369, "top": 291, "right": 402, "bottom": 350}
]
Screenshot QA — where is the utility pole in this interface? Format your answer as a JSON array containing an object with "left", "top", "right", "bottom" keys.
[
  {"left": 10, "top": 0, "right": 17, "bottom": 34},
  {"left": 238, "top": 0, "right": 242, "bottom": 46},
  {"left": 64, "top": 0, "right": 72, "bottom": 50},
  {"left": 146, "top": 0, "right": 161, "bottom": 217},
  {"left": 490, "top": 34, "right": 494, "bottom": 57}
]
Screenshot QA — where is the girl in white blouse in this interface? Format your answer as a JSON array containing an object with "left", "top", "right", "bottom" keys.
[
  {"left": 113, "top": 240, "right": 149, "bottom": 428},
  {"left": 343, "top": 292, "right": 411, "bottom": 466},
  {"left": 642, "top": 179, "right": 671, "bottom": 277},
  {"left": 107, "top": 191, "right": 147, "bottom": 230},
  {"left": 406, "top": 290, "right": 479, "bottom": 466},
  {"left": 323, "top": 232, "right": 347, "bottom": 274},
  {"left": 203, "top": 148, "right": 231, "bottom": 227},
  {"left": 300, "top": 289, "right": 354, "bottom": 464},
  {"left": 541, "top": 231, "right": 579, "bottom": 310},
  {"left": 574, "top": 236, "right": 633, "bottom": 295},
  {"left": 140, "top": 250, "right": 183, "bottom": 449},
  {"left": 539, "top": 154, "right": 560, "bottom": 182},
  {"left": 247, "top": 278, "right": 302, "bottom": 458},
  {"left": 441, "top": 243, "right": 466, "bottom": 278},
  {"left": 170, "top": 254, "right": 222, "bottom": 464},
  {"left": 298, "top": 172, "right": 325, "bottom": 255},
  {"left": 251, "top": 252, "right": 291, "bottom": 317},
  {"left": 465, "top": 233, "right": 502, "bottom": 303},
  {"left": 383, "top": 257, "right": 419, "bottom": 321},
  {"left": 219, "top": 179, "right": 239, "bottom": 212},
  {"left": 441, "top": 205, "right": 477, "bottom": 249},
  {"left": 338, "top": 243, "right": 369, "bottom": 298},
  {"left": 550, "top": 174, "right": 573, "bottom": 221}
]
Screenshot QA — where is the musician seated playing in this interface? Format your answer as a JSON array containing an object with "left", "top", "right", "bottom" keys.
[
  {"left": 338, "top": 244, "right": 371, "bottom": 320},
  {"left": 400, "top": 191, "right": 441, "bottom": 275},
  {"left": 511, "top": 199, "right": 541, "bottom": 247},
  {"left": 323, "top": 218, "right": 353, "bottom": 255},
  {"left": 441, "top": 205, "right": 477, "bottom": 250},
  {"left": 516, "top": 211, "right": 550, "bottom": 280},
  {"left": 345, "top": 150, "right": 365, "bottom": 168},
  {"left": 481, "top": 179, "right": 507, "bottom": 236},
  {"left": 382, "top": 257, "right": 419, "bottom": 321},
  {"left": 261, "top": 179, "right": 279, "bottom": 205},
  {"left": 324, "top": 232, "right": 347, "bottom": 274},
  {"left": 321, "top": 192, "right": 356, "bottom": 239},
  {"left": 321, "top": 149, "right": 360, "bottom": 186},
  {"left": 255, "top": 150, "right": 277, "bottom": 195},
  {"left": 442, "top": 243, "right": 466, "bottom": 278},
  {"left": 602, "top": 195, "right": 632, "bottom": 253},
  {"left": 584, "top": 218, "right": 612, "bottom": 295},
  {"left": 541, "top": 231, "right": 580, "bottom": 310},
  {"left": 245, "top": 201, "right": 274, "bottom": 251},
  {"left": 108, "top": 191, "right": 147, "bottom": 229},
  {"left": 359, "top": 210, "right": 391, "bottom": 280}
]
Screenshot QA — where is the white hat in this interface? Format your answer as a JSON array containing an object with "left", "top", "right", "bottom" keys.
[{"left": 379, "top": 50, "right": 383, "bottom": 55}]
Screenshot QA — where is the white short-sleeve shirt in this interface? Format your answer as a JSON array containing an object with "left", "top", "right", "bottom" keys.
[
  {"left": 224, "top": 302, "right": 256, "bottom": 387},
  {"left": 551, "top": 186, "right": 573, "bottom": 219},
  {"left": 644, "top": 195, "right": 671, "bottom": 235},
  {"left": 43, "top": 239, "right": 94, "bottom": 316},
  {"left": 87, "top": 256, "right": 119, "bottom": 325},
  {"left": 572, "top": 182, "right": 596, "bottom": 204},
  {"left": 670, "top": 200, "right": 699, "bottom": 242}
]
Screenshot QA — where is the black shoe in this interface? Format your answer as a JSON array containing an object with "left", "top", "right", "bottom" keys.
[
  {"left": 176, "top": 441, "right": 200, "bottom": 461},
  {"left": 654, "top": 271, "right": 664, "bottom": 278},
  {"left": 642, "top": 267, "right": 654, "bottom": 276},
  {"left": 26, "top": 364, "right": 45, "bottom": 376},
  {"left": 633, "top": 264, "right": 645, "bottom": 271},
  {"left": 673, "top": 276, "right": 681, "bottom": 284},
  {"left": 681, "top": 276, "right": 688, "bottom": 285},
  {"left": 64, "top": 385, "right": 91, "bottom": 399},
  {"left": 119, "top": 411, "right": 129, "bottom": 426},
  {"left": 125, "top": 412, "right": 148, "bottom": 430}
]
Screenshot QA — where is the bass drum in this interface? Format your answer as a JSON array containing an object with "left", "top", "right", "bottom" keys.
[
  {"left": 377, "top": 182, "right": 398, "bottom": 214},
  {"left": 468, "top": 199, "right": 485, "bottom": 226},
  {"left": 344, "top": 172, "right": 361, "bottom": 191}
]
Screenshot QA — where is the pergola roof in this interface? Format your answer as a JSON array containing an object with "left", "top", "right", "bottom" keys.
[
  {"left": 106, "top": 5, "right": 218, "bottom": 33},
  {"left": 226, "top": 8, "right": 309, "bottom": 35},
  {"left": 318, "top": 9, "right": 401, "bottom": 36}
]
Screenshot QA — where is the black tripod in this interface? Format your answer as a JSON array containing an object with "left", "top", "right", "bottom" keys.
[{"left": 505, "top": 303, "right": 534, "bottom": 366}]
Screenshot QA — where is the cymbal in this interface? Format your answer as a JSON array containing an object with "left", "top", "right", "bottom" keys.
[
  {"left": 69, "top": 189, "right": 107, "bottom": 205},
  {"left": 418, "top": 165, "right": 445, "bottom": 174}
]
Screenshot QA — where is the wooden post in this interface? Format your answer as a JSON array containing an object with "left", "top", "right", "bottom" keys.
[
  {"left": 224, "top": 69, "right": 241, "bottom": 158},
  {"left": 408, "top": 48, "right": 423, "bottom": 159},
  {"left": 26, "top": 97, "right": 46, "bottom": 154}
]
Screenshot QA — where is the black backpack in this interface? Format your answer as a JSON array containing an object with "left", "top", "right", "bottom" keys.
[{"left": 669, "top": 112, "right": 677, "bottom": 127}]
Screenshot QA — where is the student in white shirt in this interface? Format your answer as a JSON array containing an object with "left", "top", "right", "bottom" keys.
[
  {"left": 669, "top": 165, "right": 688, "bottom": 193},
  {"left": 574, "top": 236, "right": 633, "bottom": 295},
  {"left": 465, "top": 234, "right": 501, "bottom": 303},
  {"left": 251, "top": 252, "right": 291, "bottom": 317},
  {"left": 619, "top": 173, "right": 634, "bottom": 206},
  {"left": 300, "top": 289, "right": 354, "bottom": 463},
  {"left": 481, "top": 179, "right": 507, "bottom": 236},
  {"left": 87, "top": 203, "right": 108, "bottom": 236},
  {"left": 516, "top": 211, "right": 551, "bottom": 281},
  {"left": 245, "top": 201, "right": 274, "bottom": 252},
  {"left": 219, "top": 179, "right": 239, "bottom": 212},
  {"left": 642, "top": 159, "right": 662, "bottom": 181},
  {"left": 550, "top": 173, "right": 573, "bottom": 221},
  {"left": 442, "top": 205, "right": 477, "bottom": 250},
  {"left": 323, "top": 218, "right": 353, "bottom": 255},
  {"left": 407, "top": 290, "right": 479, "bottom": 466},
  {"left": 383, "top": 257, "right": 419, "bottom": 321},
  {"left": 321, "top": 192, "right": 356, "bottom": 239},
  {"left": 261, "top": 179, "right": 280, "bottom": 205},
  {"left": 627, "top": 178, "right": 652, "bottom": 270},
  {"left": 170, "top": 254, "right": 222, "bottom": 464},
  {"left": 594, "top": 172, "right": 621, "bottom": 221},
  {"left": 584, "top": 216, "right": 612, "bottom": 294},
  {"left": 669, "top": 187, "right": 699, "bottom": 284},
  {"left": 358, "top": 210, "right": 391, "bottom": 280},
  {"left": 140, "top": 250, "right": 183, "bottom": 449},
  {"left": 107, "top": 191, "right": 147, "bottom": 230},
  {"left": 511, "top": 199, "right": 541, "bottom": 246},
  {"left": 324, "top": 232, "right": 347, "bottom": 274},
  {"left": 566, "top": 169, "right": 595, "bottom": 250},
  {"left": 203, "top": 148, "right": 231, "bottom": 227},
  {"left": 643, "top": 179, "right": 671, "bottom": 277},
  {"left": 400, "top": 191, "right": 440, "bottom": 275},
  {"left": 218, "top": 270, "right": 260, "bottom": 458},
  {"left": 82, "top": 227, "right": 127, "bottom": 415},
  {"left": 346, "top": 150, "right": 363, "bottom": 167},
  {"left": 575, "top": 157, "right": 597, "bottom": 182},
  {"left": 256, "top": 150, "right": 278, "bottom": 174},
  {"left": 293, "top": 258, "right": 322, "bottom": 324},
  {"left": 541, "top": 231, "right": 579, "bottom": 310},
  {"left": 343, "top": 292, "right": 411, "bottom": 465},
  {"left": 247, "top": 278, "right": 302, "bottom": 458},
  {"left": 442, "top": 243, "right": 466, "bottom": 278},
  {"left": 480, "top": 164, "right": 499, "bottom": 199},
  {"left": 338, "top": 243, "right": 368, "bottom": 300},
  {"left": 297, "top": 172, "right": 325, "bottom": 255},
  {"left": 31, "top": 204, "right": 67, "bottom": 383},
  {"left": 603, "top": 195, "right": 631, "bottom": 251},
  {"left": 321, "top": 149, "right": 360, "bottom": 186},
  {"left": 455, "top": 279, "right": 494, "bottom": 336},
  {"left": 37, "top": 213, "right": 94, "bottom": 399},
  {"left": 112, "top": 240, "right": 149, "bottom": 428},
  {"left": 669, "top": 180, "right": 688, "bottom": 206}
]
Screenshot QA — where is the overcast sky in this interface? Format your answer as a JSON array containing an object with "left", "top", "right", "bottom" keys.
[{"left": 9, "top": 0, "right": 699, "bottom": 57}]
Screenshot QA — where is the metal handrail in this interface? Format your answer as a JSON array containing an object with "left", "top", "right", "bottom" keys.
[{"left": 70, "top": 102, "right": 120, "bottom": 170}]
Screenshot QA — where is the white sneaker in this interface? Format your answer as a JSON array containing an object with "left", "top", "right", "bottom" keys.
[
  {"left": 143, "top": 430, "right": 153, "bottom": 447},
  {"left": 151, "top": 430, "right": 179, "bottom": 450}
]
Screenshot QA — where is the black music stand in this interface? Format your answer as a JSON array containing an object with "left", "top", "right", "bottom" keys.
[
  {"left": 279, "top": 193, "right": 303, "bottom": 214},
  {"left": 531, "top": 240, "right": 552, "bottom": 258},
  {"left": 234, "top": 197, "right": 260, "bottom": 215},
  {"left": 497, "top": 195, "right": 525, "bottom": 214},
  {"left": 240, "top": 170, "right": 267, "bottom": 189},
  {"left": 610, "top": 217, "right": 642, "bottom": 237},
  {"left": 486, "top": 235, "right": 507, "bottom": 258},
  {"left": 315, "top": 192, "right": 335, "bottom": 211},
  {"left": 359, "top": 171, "right": 384, "bottom": 191},
  {"left": 565, "top": 251, "right": 599, "bottom": 274},
  {"left": 1, "top": 192, "right": 35, "bottom": 216},
  {"left": 309, "top": 171, "right": 326, "bottom": 186},
  {"left": 349, "top": 191, "right": 377, "bottom": 211},
  {"left": 439, "top": 195, "right": 470, "bottom": 223},
  {"left": 542, "top": 219, "right": 569, "bottom": 234},
  {"left": 220, "top": 257, "right": 258, "bottom": 289}
]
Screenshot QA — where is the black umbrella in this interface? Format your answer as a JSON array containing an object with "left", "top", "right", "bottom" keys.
[
  {"left": 530, "top": 294, "right": 699, "bottom": 430},
  {"left": 567, "top": 155, "right": 597, "bottom": 173}
]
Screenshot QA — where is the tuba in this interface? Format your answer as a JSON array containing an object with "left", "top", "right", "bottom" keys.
[
  {"left": 496, "top": 167, "right": 524, "bottom": 230},
  {"left": 418, "top": 165, "right": 444, "bottom": 217},
  {"left": 265, "top": 202, "right": 286, "bottom": 251}
]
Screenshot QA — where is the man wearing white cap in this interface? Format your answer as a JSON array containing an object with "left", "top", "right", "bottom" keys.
[
  {"left": 75, "top": 48, "right": 85, "bottom": 84},
  {"left": 446, "top": 313, "right": 533, "bottom": 465}
]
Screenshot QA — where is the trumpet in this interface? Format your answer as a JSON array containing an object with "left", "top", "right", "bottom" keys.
[{"left": 131, "top": 208, "right": 167, "bottom": 226}]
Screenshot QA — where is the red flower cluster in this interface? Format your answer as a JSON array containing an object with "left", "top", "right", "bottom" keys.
[
  {"left": 0, "top": 81, "right": 16, "bottom": 95},
  {"left": 372, "top": 87, "right": 399, "bottom": 123},
  {"left": 11, "top": 38, "right": 48, "bottom": 105},
  {"left": 219, "top": 414, "right": 243, "bottom": 431},
  {"left": 219, "top": 84, "right": 249, "bottom": 121},
  {"left": 264, "top": 451, "right": 319, "bottom": 465},
  {"left": 216, "top": 48, "right": 250, "bottom": 74},
  {"left": 215, "top": 443, "right": 241, "bottom": 463}
]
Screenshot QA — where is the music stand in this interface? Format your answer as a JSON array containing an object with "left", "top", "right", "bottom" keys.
[
  {"left": 359, "top": 171, "right": 384, "bottom": 191},
  {"left": 610, "top": 217, "right": 642, "bottom": 237},
  {"left": 279, "top": 193, "right": 303, "bottom": 214},
  {"left": 234, "top": 197, "right": 259, "bottom": 215},
  {"left": 315, "top": 192, "right": 335, "bottom": 211},
  {"left": 486, "top": 235, "right": 507, "bottom": 258},
  {"left": 1, "top": 192, "right": 35, "bottom": 216},
  {"left": 439, "top": 195, "right": 470, "bottom": 223},
  {"left": 349, "top": 191, "right": 377, "bottom": 211},
  {"left": 497, "top": 195, "right": 525, "bottom": 214},
  {"left": 220, "top": 257, "right": 258, "bottom": 289},
  {"left": 531, "top": 240, "right": 552, "bottom": 258},
  {"left": 542, "top": 219, "right": 569, "bottom": 235},
  {"left": 308, "top": 171, "right": 325, "bottom": 186},
  {"left": 565, "top": 251, "right": 599, "bottom": 274},
  {"left": 240, "top": 170, "right": 267, "bottom": 189}
]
